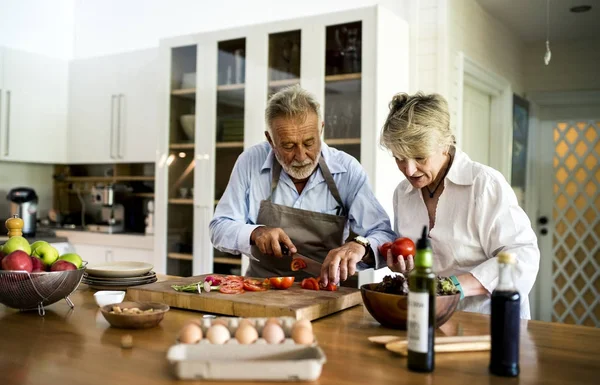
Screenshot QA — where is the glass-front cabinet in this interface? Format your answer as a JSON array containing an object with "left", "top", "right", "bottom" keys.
[
  {"left": 268, "top": 30, "right": 301, "bottom": 96},
  {"left": 323, "top": 21, "right": 362, "bottom": 161},
  {"left": 156, "top": 6, "right": 408, "bottom": 282},
  {"left": 165, "top": 44, "right": 197, "bottom": 277},
  {"left": 213, "top": 38, "right": 246, "bottom": 273}
]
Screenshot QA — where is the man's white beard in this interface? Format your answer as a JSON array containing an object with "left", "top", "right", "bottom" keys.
[{"left": 275, "top": 151, "right": 321, "bottom": 180}]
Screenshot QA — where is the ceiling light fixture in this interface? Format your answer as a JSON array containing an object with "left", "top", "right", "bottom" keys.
[
  {"left": 570, "top": 5, "right": 592, "bottom": 13},
  {"left": 544, "top": 0, "right": 552, "bottom": 65}
]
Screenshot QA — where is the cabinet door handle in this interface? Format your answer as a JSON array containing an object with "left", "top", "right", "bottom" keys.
[
  {"left": 117, "top": 94, "right": 124, "bottom": 159},
  {"left": 110, "top": 95, "right": 117, "bottom": 159},
  {"left": 4, "top": 90, "right": 10, "bottom": 156}
]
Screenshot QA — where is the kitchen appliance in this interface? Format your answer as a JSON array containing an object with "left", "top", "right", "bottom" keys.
[
  {"left": 87, "top": 184, "right": 124, "bottom": 233},
  {"left": 6, "top": 187, "right": 38, "bottom": 236}
]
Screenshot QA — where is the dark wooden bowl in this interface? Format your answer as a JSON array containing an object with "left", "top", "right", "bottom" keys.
[
  {"left": 100, "top": 301, "right": 169, "bottom": 329},
  {"left": 360, "top": 283, "right": 460, "bottom": 329}
]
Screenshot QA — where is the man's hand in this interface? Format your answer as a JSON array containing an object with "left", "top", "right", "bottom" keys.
[
  {"left": 250, "top": 226, "right": 297, "bottom": 258},
  {"left": 385, "top": 249, "right": 414, "bottom": 275},
  {"left": 320, "top": 242, "right": 365, "bottom": 286}
]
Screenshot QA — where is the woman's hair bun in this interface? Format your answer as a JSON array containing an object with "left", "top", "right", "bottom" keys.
[{"left": 389, "top": 93, "right": 410, "bottom": 113}]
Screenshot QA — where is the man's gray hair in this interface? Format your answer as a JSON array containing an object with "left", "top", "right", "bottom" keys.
[{"left": 265, "top": 84, "right": 322, "bottom": 134}]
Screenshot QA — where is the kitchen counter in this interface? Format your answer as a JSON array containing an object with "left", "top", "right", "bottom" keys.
[
  {"left": 1, "top": 279, "right": 599, "bottom": 385},
  {"left": 0, "top": 235, "right": 69, "bottom": 243}
]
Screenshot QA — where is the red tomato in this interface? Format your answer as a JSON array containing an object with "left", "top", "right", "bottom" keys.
[
  {"left": 243, "top": 279, "right": 267, "bottom": 292},
  {"left": 391, "top": 237, "right": 416, "bottom": 260},
  {"left": 314, "top": 277, "right": 337, "bottom": 291},
  {"left": 269, "top": 277, "right": 295, "bottom": 290},
  {"left": 219, "top": 282, "right": 245, "bottom": 294},
  {"left": 290, "top": 258, "right": 308, "bottom": 271},
  {"left": 301, "top": 278, "right": 320, "bottom": 291},
  {"left": 377, "top": 242, "right": 393, "bottom": 258}
]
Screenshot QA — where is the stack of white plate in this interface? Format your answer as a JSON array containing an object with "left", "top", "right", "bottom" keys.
[{"left": 83, "top": 262, "right": 157, "bottom": 290}]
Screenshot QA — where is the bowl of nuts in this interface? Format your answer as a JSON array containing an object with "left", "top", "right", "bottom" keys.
[{"left": 100, "top": 301, "right": 170, "bottom": 329}]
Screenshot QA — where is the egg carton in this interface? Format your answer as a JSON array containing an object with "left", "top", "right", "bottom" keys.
[{"left": 167, "top": 316, "right": 326, "bottom": 381}]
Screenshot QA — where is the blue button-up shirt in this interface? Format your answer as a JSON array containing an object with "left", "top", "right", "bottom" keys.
[{"left": 209, "top": 141, "right": 396, "bottom": 269}]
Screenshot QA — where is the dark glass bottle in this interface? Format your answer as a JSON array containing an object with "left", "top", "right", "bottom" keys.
[
  {"left": 490, "top": 252, "right": 520, "bottom": 377},
  {"left": 407, "top": 226, "right": 436, "bottom": 372}
]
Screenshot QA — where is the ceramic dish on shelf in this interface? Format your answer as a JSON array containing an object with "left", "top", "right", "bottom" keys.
[
  {"left": 84, "top": 278, "right": 158, "bottom": 291},
  {"left": 86, "top": 262, "right": 154, "bottom": 278}
]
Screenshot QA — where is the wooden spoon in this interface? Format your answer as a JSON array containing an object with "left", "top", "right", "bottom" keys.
[
  {"left": 385, "top": 335, "right": 491, "bottom": 356},
  {"left": 368, "top": 335, "right": 402, "bottom": 345}
]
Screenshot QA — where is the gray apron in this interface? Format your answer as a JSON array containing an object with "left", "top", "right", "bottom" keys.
[{"left": 246, "top": 156, "right": 348, "bottom": 280}]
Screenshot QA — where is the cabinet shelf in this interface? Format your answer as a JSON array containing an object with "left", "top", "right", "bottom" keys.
[
  {"left": 168, "top": 252, "right": 193, "bottom": 261},
  {"left": 214, "top": 256, "right": 242, "bottom": 265},
  {"left": 62, "top": 176, "right": 155, "bottom": 182},
  {"left": 325, "top": 73, "right": 361, "bottom": 82},
  {"left": 169, "top": 198, "right": 193, "bottom": 205},
  {"left": 268, "top": 78, "right": 300, "bottom": 88},
  {"left": 171, "top": 88, "right": 196, "bottom": 99},
  {"left": 216, "top": 141, "right": 244, "bottom": 149},
  {"left": 170, "top": 143, "right": 195, "bottom": 150},
  {"left": 217, "top": 83, "right": 245, "bottom": 91},
  {"left": 132, "top": 193, "right": 155, "bottom": 198},
  {"left": 324, "top": 138, "right": 361, "bottom": 146}
]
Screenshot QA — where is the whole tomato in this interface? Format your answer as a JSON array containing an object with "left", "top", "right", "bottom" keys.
[
  {"left": 269, "top": 277, "right": 295, "bottom": 290},
  {"left": 391, "top": 237, "right": 416, "bottom": 260},
  {"left": 377, "top": 242, "right": 393, "bottom": 258}
]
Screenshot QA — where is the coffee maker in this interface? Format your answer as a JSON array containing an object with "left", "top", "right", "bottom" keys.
[
  {"left": 86, "top": 184, "right": 125, "bottom": 233},
  {"left": 7, "top": 187, "right": 38, "bottom": 236}
]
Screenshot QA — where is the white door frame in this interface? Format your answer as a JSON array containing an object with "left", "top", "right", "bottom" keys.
[
  {"left": 456, "top": 53, "right": 513, "bottom": 180},
  {"left": 527, "top": 90, "right": 600, "bottom": 322}
]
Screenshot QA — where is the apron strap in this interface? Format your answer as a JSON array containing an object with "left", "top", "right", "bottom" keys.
[
  {"left": 269, "top": 153, "right": 347, "bottom": 216},
  {"left": 318, "top": 156, "right": 346, "bottom": 216}
]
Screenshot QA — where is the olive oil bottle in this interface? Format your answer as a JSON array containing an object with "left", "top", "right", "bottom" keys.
[{"left": 407, "top": 225, "right": 436, "bottom": 372}]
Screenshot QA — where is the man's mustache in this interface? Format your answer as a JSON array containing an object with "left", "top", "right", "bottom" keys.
[{"left": 290, "top": 159, "right": 313, "bottom": 167}]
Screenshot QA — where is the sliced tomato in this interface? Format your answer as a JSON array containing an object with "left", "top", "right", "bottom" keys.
[
  {"left": 301, "top": 277, "right": 320, "bottom": 291},
  {"left": 219, "top": 285, "right": 244, "bottom": 294},
  {"left": 323, "top": 282, "right": 338, "bottom": 291},
  {"left": 269, "top": 276, "right": 295, "bottom": 290},
  {"left": 290, "top": 258, "right": 307, "bottom": 271},
  {"left": 225, "top": 275, "right": 244, "bottom": 282},
  {"left": 243, "top": 278, "right": 267, "bottom": 292}
]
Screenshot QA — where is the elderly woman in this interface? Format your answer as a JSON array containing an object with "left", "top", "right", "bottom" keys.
[{"left": 380, "top": 92, "right": 540, "bottom": 319}]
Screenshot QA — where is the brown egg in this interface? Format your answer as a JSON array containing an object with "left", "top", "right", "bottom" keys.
[
  {"left": 235, "top": 324, "right": 259, "bottom": 344},
  {"left": 239, "top": 319, "right": 255, "bottom": 328},
  {"left": 206, "top": 324, "right": 231, "bottom": 344},
  {"left": 179, "top": 323, "right": 203, "bottom": 344},
  {"left": 291, "top": 326, "right": 314, "bottom": 345},
  {"left": 293, "top": 319, "right": 313, "bottom": 331},
  {"left": 265, "top": 317, "right": 281, "bottom": 326},
  {"left": 262, "top": 323, "right": 285, "bottom": 344}
]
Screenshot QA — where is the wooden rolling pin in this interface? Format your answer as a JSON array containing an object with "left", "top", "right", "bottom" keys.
[{"left": 385, "top": 335, "right": 491, "bottom": 356}]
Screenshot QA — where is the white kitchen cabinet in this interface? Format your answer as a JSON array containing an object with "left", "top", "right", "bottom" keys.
[
  {"left": 155, "top": 6, "right": 408, "bottom": 280},
  {"left": 72, "top": 243, "right": 154, "bottom": 266},
  {"left": 0, "top": 47, "right": 68, "bottom": 163},
  {"left": 68, "top": 48, "right": 160, "bottom": 164}
]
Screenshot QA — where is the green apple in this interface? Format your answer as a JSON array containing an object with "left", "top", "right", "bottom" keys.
[
  {"left": 30, "top": 241, "right": 48, "bottom": 254},
  {"left": 58, "top": 253, "right": 83, "bottom": 269},
  {"left": 2, "top": 236, "right": 31, "bottom": 256},
  {"left": 32, "top": 243, "right": 59, "bottom": 266}
]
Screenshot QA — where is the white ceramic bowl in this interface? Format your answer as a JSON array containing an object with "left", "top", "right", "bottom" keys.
[
  {"left": 94, "top": 291, "right": 126, "bottom": 307},
  {"left": 180, "top": 114, "right": 195, "bottom": 141}
]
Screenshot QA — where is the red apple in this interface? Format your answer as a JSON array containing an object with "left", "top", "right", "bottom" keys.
[
  {"left": 50, "top": 260, "right": 76, "bottom": 272},
  {"left": 31, "top": 256, "right": 45, "bottom": 272},
  {"left": 2, "top": 250, "right": 33, "bottom": 272},
  {"left": 0, "top": 250, "right": 5, "bottom": 270}
]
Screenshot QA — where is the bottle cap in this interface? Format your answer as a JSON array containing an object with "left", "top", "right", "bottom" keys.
[{"left": 498, "top": 252, "right": 516, "bottom": 264}]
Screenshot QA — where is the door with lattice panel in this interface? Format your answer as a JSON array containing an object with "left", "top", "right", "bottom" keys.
[{"left": 541, "top": 120, "right": 600, "bottom": 326}]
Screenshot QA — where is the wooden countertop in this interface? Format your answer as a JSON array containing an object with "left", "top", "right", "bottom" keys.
[{"left": 1, "top": 279, "right": 599, "bottom": 385}]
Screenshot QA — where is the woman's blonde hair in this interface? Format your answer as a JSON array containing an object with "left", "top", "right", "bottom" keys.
[{"left": 380, "top": 92, "right": 455, "bottom": 160}]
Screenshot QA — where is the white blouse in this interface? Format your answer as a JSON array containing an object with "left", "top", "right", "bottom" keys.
[{"left": 393, "top": 148, "right": 540, "bottom": 319}]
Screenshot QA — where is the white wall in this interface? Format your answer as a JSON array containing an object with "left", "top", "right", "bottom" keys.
[
  {"left": 524, "top": 38, "right": 600, "bottom": 93},
  {"left": 0, "top": 0, "right": 75, "bottom": 59},
  {"left": 73, "top": 0, "right": 407, "bottom": 58}
]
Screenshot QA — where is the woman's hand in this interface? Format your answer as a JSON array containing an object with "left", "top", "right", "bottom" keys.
[{"left": 386, "top": 250, "right": 414, "bottom": 274}]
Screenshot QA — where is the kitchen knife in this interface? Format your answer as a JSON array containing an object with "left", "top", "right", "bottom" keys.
[{"left": 249, "top": 244, "right": 322, "bottom": 277}]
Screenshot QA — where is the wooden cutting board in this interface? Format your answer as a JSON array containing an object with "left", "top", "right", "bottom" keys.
[{"left": 126, "top": 275, "right": 363, "bottom": 321}]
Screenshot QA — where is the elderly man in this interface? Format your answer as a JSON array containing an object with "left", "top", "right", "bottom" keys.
[{"left": 209, "top": 85, "right": 395, "bottom": 286}]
